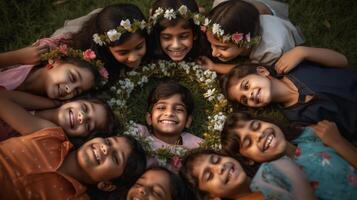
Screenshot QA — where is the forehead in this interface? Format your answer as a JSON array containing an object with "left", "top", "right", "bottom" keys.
[
  {"left": 192, "top": 154, "right": 210, "bottom": 177},
  {"left": 161, "top": 19, "right": 193, "bottom": 34},
  {"left": 206, "top": 31, "right": 229, "bottom": 46},
  {"left": 110, "top": 33, "right": 145, "bottom": 50},
  {"left": 155, "top": 94, "right": 185, "bottom": 105},
  {"left": 141, "top": 170, "right": 171, "bottom": 185}
]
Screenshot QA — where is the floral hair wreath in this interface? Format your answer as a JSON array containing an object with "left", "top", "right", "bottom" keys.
[
  {"left": 203, "top": 22, "right": 261, "bottom": 48},
  {"left": 41, "top": 45, "right": 109, "bottom": 83},
  {"left": 92, "top": 19, "right": 147, "bottom": 46},
  {"left": 148, "top": 5, "right": 206, "bottom": 30}
]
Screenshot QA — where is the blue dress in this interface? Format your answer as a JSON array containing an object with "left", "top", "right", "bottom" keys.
[
  {"left": 283, "top": 61, "right": 357, "bottom": 140},
  {"left": 251, "top": 157, "right": 299, "bottom": 200},
  {"left": 293, "top": 128, "right": 357, "bottom": 200}
]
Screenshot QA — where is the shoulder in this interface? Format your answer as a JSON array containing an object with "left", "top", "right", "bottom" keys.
[
  {"left": 181, "top": 132, "right": 203, "bottom": 148},
  {"left": 134, "top": 123, "right": 150, "bottom": 137}
]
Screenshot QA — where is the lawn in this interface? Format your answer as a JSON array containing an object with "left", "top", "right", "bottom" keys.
[{"left": 1, "top": 0, "right": 357, "bottom": 68}]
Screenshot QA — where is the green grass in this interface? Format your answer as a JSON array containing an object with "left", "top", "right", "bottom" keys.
[{"left": 1, "top": 0, "right": 356, "bottom": 135}]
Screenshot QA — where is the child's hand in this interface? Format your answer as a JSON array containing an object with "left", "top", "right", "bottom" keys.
[
  {"left": 197, "top": 56, "right": 215, "bottom": 71},
  {"left": 275, "top": 46, "right": 306, "bottom": 74},
  {"left": 309, "top": 120, "right": 343, "bottom": 147},
  {"left": 17, "top": 42, "right": 50, "bottom": 65}
]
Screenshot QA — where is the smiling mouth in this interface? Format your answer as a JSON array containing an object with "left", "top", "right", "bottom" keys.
[
  {"left": 159, "top": 119, "right": 178, "bottom": 124},
  {"left": 261, "top": 129, "right": 275, "bottom": 152},
  {"left": 131, "top": 196, "right": 142, "bottom": 200},
  {"left": 69, "top": 109, "right": 74, "bottom": 129},
  {"left": 168, "top": 49, "right": 187, "bottom": 57},
  {"left": 254, "top": 88, "right": 261, "bottom": 104},
  {"left": 225, "top": 164, "right": 235, "bottom": 184},
  {"left": 91, "top": 144, "right": 101, "bottom": 165}
]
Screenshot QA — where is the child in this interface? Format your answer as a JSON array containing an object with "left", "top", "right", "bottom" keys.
[
  {"left": 198, "top": 0, "right": 305, "bottom": 74},
  {"left": 0, "top": 46, "right": 106, "bottom": 100},
  {"left": 125, "top": 166, "right": 193, "bottom": 200},
  {"left": 0, "top": 127, "right": 147, "bottom": 199},
  {"left": 221, "top": 112, "right": 357, "bottom": 199},
  {"left": 136, "top": 81, "right": 202, "bottom": 151},
  {"left": 0, "top": 90, "right": 115, "bottom": 141},
  {"left": 12, "top": 3, "right": 149, "bottom": 81},
  {"left": 149, "top": 0, "right": 202, "bottom": 62},
  {"left": 220, "top": 47, "right": 355, "bottom": 140},
  {"left": 180, "top": 150, "right": 316, "bottom": 200}
]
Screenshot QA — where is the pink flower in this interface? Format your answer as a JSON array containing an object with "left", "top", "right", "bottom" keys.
[
  {"left": 58, "top": 44, "right": 68, "bottom": 54},
  {"left": 295, "top": 147, "right": 301, "bottom": 157},
  {"left": 170, "top": 156, "right": 182, "bottom": 170},
  {"left": 200, "top": 26, "right": 207, "bottom": 33},
  {"left": 99, "top": 67, "right": 109, "bottom": 79},
  {"left": 348, "top": 174, "right": 357, "bottom": 185},
  {"left": 83, "top": 49, "right": 96, "bottom": 60},
  {"left": 245, "top": 32, "right": 251, "bottom": 42},
  {"left": 232, "top": 33, "right": 244, "bottom": 43}
]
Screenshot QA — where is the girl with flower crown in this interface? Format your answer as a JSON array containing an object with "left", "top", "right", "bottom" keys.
[
  {"left": 198, "top": 0, "right": 306, "bottom": 74},
  {"left": 149, "top": 0, "right": 204, "bottom": 62},
  {"left": 0, "top": 43, "right": 106, "bottom": 100}
]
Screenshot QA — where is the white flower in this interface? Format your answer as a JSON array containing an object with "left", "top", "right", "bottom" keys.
[
  {"left": 92, "top": 33, "right": 104, "bottom": 46},
  {"left": 164, "top": 9, "right": 176, "bottom": 20},
  {"left": 106, "top": 29, "right": 121, "bottom": 42},
  {"left": 222, "top": 35, "right": 231, "bottom": 42},
  {"left": 154, "top": 7, "right": 164, "bottom": 17},
  {"left": 212, "top": 23, "right": 224, "bottom": 36},
  {"left": 204, "top": 88, "right": 216, "bottom": 99},
  {"left": 140, "top": 20, "right": 146, "bottom": 30},
  {"left": 193, "top": 14, "right": 201, "bottom": 25},
  {"left": 203, "top": 18, "right": 211, "bottom": 26},
  {"left": 157, "top": 157, "right": 167, "bottom": 166},
  {"left": 178, "top": 5, "right": 188, "bottom": 15},
  {"left": 120, "top": 19, "right": 132, "bottom": 30}
]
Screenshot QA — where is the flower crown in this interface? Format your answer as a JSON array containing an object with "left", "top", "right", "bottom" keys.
[
  {"left": 148, "top": 5, "right": 205, "bottom": 29},
  {"left": 41, "top": 45, "right": 109, "bottom": 82},
  {"left": 92, "top": 19, "right": 147, "bottom": 46},
  {"left": 203, "top": 22, "right": 261, "bottom": 48}
]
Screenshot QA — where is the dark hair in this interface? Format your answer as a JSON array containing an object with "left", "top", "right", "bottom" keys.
[
  {"left": 150, "top": 0, "right": 202, "bottom": 61},
  {"left": 221, "top": 112, "right": 302, "bottom": 159},
  {"left": 71, "top": 3, "right": 150, "bottom": 81},
  {"left": 87, "top": 135, "right": 147, "bottom": 199},
  {"left": 180, "top": 149, "right": 251, "bottom": 200},
  {"left": 208, "top": 0, "right": 260, "bottom": 41},
  {"left": 147, "top": 81, "right": 194, "bottom": 115}
]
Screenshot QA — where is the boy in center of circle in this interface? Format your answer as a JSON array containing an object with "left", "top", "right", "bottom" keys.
[{"left": 136, "top": 81, "right": 203, "bottom": 157}]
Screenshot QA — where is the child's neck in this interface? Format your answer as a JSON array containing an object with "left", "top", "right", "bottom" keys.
[
  {"left": 271, "top": 76, "right": 299, "bottom": 107},
  {"left": 231, "top": 177, "right": 252, "bottom": 199},
  {"left": 18, "top": 67, "right": 46, "bottom": 96},
  {"left": 35, "top": 108, "right": 60, "bottom": 124},
  {"left": 152, "top": 130, "right": 182, "bottom": 145},
  {"left": 285, "top": 142, "right": 297, "bottom": 158},
  {"left": 58, "top": 151, "right": 93, "bottom": 184}
]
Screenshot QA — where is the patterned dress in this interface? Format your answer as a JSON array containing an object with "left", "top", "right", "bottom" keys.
[{"left": 293, "top": 128, "right": 357, "bottom": 200}]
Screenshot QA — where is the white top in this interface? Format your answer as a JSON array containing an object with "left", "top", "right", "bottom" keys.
[{"left": 250, "top": 15, "right": 305, "bottom": 66}]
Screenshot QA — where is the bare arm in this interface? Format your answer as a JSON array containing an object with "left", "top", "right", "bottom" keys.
[
  {"left": 275, "top": 46, "right": 348, "bottom": 74},
  {"left": 0, "top": 90, "right": 57, "bottom": 135},
  {"left": 310, "top": 120, "right": 357, "bottom": 168},
  {"left": 0, "top": 44, "right": 49, "bottom": 68},
  {"left": 197, "top": 56, "right": 236, "bottom": 74}
]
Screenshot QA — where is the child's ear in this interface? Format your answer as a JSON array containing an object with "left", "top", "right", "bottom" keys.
[
  {"left": 146, "top": 112, "right": 152, "bottom": 126},
  {"left": 97, "top": 181, "right": 116, "bottom": 192},
  {"left": 185, "top": 115, "right": 193, "bottom": 128},
  {"left": 256, "top": 66, "right": 270, "bottom": 76}
]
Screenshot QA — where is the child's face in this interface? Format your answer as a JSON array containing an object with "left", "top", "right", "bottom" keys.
[
  {"left": 231, "top": 120, "right": 287, "bottom": 163},
  {"left": 206, "top": 31, "right": 248, "bottom": 62},
  {"left": 146, "top": 94, "right": 191, "bottom": 137},
  {"left": 46, "top": 62, "right": 95, "bottom": 100},
  {"left": 109, "top": 33, "right": 146, "bottom": 69},
  {"left": 57, "top": 100, "right": 108, "bottom": 137},
  {"left": 228, "top": 71, "right": 272, "bottom": 107},
  {"left": 160, "top": 19, "right": 194, "bottom": 61},
  {"left": 192, "top": 154, "right": 248, "bottom": 198},
  {"left": 77, "top": 136, "right": 132, "bottom": 182},
  {"left": 126, "top": 169, "right": 172, "bottom": 200}
]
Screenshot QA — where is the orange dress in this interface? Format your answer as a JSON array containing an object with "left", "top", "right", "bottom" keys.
[{"left": 0, "top": 127, "right": 89, "bottom": 200}]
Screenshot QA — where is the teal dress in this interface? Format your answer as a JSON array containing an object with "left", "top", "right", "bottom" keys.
[
  {"left": 251, "top": 157, "right": 299, "bottom": 200},
  {"left": 293, "top": 128, "right": 357, "bottom": 200}
]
